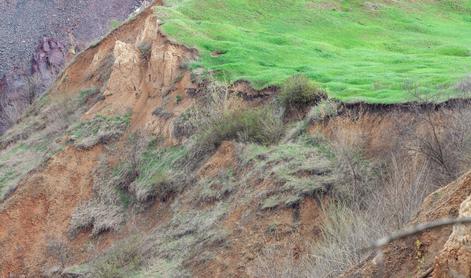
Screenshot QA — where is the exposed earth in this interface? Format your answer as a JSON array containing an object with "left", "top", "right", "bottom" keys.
[{"left": 1, "top": 1, "right": 471, "bottom": 277}]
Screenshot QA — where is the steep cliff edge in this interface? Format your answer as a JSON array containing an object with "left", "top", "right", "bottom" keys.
[
  {"left": 1, "top": 2, "right": 471, "bottom": 278},
  {"left": 0, "top": 4, "right": 198, "bottom": 276}
]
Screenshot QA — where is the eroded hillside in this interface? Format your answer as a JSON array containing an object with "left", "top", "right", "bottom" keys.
[{"left": 0, "top": 2, "right": 471, "bottom": 278}]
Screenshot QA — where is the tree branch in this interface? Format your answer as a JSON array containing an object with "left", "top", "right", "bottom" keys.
[{"left": 368, "top": 217, "right": 471, "bottom": 250}]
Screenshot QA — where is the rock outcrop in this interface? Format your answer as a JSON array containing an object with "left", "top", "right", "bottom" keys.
[
  {"left": 0, "top": 0, "right": 148, "bottom": 135},
  {"left": 433, "top": 192, "right": 471, "bottom": 277}
]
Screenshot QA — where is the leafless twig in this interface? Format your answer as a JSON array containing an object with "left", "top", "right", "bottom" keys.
[{"left": 368, "top": 217, "right": 471, "bottom": 250}]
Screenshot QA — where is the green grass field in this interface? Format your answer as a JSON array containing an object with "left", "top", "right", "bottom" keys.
[{"left": 157, "top": 0, "right": 471, "bottom": 103}]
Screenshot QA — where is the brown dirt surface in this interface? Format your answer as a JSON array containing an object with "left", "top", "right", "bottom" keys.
[
  {"left": 0, "top": 3, "right": 198, "bottom": 276},
  {"left": 0, "top": 147, "right": 101, "bottom": 276}
]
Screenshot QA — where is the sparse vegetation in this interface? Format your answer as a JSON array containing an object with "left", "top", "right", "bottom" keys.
[
  {"left": 91, "top": 236, "right": 142, "bottom": 278},
  {"left": 86, "top": 53, "right": 115, "bottom": 83},
  {"left": 137, "top": 41, "right": 152, "bottom": 61},
  {"left": 282, "top": 99, "right": 339, "bottom": 143},
  {"left": 185, "top": 82, "right": 284, "bottom": 166},
  {"left": 250, "top": 101, "right": 471, "bottom": 277},
  {"left": 4, "top": 1, "right": 471, "bottom": 277},
  {"left": 78, "top": 87, "right": 101, "bottom": 104},
  {"left": 69, "top": 134, "right": 187, "bottom": 237},
  {"left": 129, "top": 144, "right": 187, "bottom": 202},
  {"left": 69, "top": 157, "right": 129, "bottom": 237},
  {"left": 68, "top": 113, "right": 131, "bottom": 149},
  {"left": 0, "top": 84, "right": 110, "bottom": 199},
  {"left": 239, "top": 135, "right": 337, "bottom": 210},
  {"left": 109, "top": 19, "right": 122, "bottom": 31},
  {"left": 197, "top": 169, "right": 235, "bottom": 204}
]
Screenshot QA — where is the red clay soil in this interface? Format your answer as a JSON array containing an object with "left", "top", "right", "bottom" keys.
[
  {"left": 0, "top": 147, "right": 101, "bottom": 276},
  {"left": 0, "top": 3, "right": 195, "bottom": 276}
]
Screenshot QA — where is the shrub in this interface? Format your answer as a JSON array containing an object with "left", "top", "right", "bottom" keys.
[
  {"left": 46, "top": 238, "right": 70, "bottom": 268},
  {"left": 68, "top": 113, "right": 131, "bottom": 149},
  {"left": 197, "top": 170, "right": 235, "bottom": 204},
  {"left": 130, "top": 145, "right": 187, "bottom": 202},
  {"left": 137, "top": 42, "right": 152, "bottom": 61},
  {"left": 152, "top": 107, "right": 173, "bottom": 119},
  {"left": 172, "top": 108, "right": 197, "bottom": 139},
  {"left": 175, "top": 95, "right": 183, "bottom": 104},
  {"left": 92, "top": 236, "right": 142, "bottom": 278},
  {"left": 307, "top": 99, "right": 339, "bottom": 123},
  {"left": 191, "top": 106, "right": 284, "bottom": 162},
  {"left": 277, "top": 75, "right": 327, "bottom": 112},
  {"left": 182, "top": 81, "right": 284, "bottom": 167}
]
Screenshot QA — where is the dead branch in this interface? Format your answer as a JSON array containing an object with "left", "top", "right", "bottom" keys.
[{"left": 368, "top": 217, "right": 471, "bottom": 250}]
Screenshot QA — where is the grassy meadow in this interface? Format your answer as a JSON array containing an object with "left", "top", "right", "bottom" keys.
[{"left": 157, "top": 0, "right": 471, "bottom": 103}]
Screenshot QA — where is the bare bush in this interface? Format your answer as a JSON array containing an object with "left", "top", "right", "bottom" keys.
[
  {"left": 254, "top": 127, "right": 446, "bottom": 277},
  {"left": 393, "top": 104, "right": 471, "bottom": 186},
  {"left": 24, "top": 74, "right": 43, "bottom": 104},
  {"left": 69, "top": 157, "right": 127, "bottom": 237},
  {"left": 249, "top": 241, "right": 307, "bottom": 278},
  {"left": 267, "top": 159, "right": 435, "bottom": 278},
  {"left": 46, "top": 238, "right": 70, "bottom": 268},
  {"left": 371, "top": 155, "right": 434, "bottom": 230},
  {"left": 307, "top": 203, "right": 384, "bottom": 277},
  {"left": 328, "top": 120, "right": 379, "bottom": 209}
]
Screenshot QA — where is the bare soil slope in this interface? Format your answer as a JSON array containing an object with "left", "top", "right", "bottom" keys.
[{"left": 0, "top": 2, "right": 471, "bottom": 278}]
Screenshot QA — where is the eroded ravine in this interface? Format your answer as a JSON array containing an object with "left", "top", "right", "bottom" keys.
[{"left": 1, "top": 2, "right": 471, "bottom": 278}]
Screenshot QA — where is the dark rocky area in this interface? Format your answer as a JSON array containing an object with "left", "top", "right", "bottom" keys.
[{"left": 0, "top": 0, "right": 147, "bottom": 134}]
